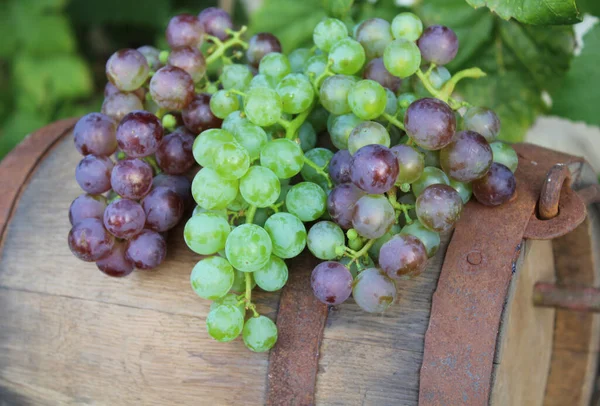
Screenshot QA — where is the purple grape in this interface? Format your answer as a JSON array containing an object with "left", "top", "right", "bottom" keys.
[
  {"left": 311, "top": 261, "right": 353, "bottom": 305},
  {"left": 472, "top": 162, "right": 516, "bottom": 206},
  {"left": 440, "top": 130, "right": 492, "bottom": 182},
  {"left": 75, "top": 155, "right": 114, "bottom": 194},
  {"left": 363, "top": 57, "right": 401, "bottom": 93},
  {"left": 417, "top": 25, "right": 459, "bottom": 66},
  {"left": 152, "top": 173, "right": 193, "bottom": 208},
  {"left": 105, "top": 49, "right": 150, "bottom": 91},
  {"left": 352, "top": 268, "right": 396, "bottom": 313},
  {"left": 355, "top": 18, "right": 394, "bottom": 60},
  {"left": 168, "top": 46, "right": 207, "bottom": 82},
  {"left": 149, "top": 66, "right": 195, "bottom": 111},
  {"left": 404, "top": 98, "right": 456, "bottom": 150},
  {"left": 104, "top": 82, "right": 146, "bottom": 101},
  {"left": 463, "top": 107, "right": 501, "bottom": 142},
  {"left": 137, "top": 45, "right": 163, "bottom": 70},
  {"left": 125, "top": 229, "right": 167, "bottom": 270},
  {"left": 390, "top": 144, "right": 425, "bottom": 184},
  {"left": 352, "top": 194, "right": 396, "bottom": 239},
  {"left": 182, "top": 93, "right": 223, "bottom": 134},
  {"left": 101, "top": 92, "right": 144, "bottom": 122},
  {"left": 68, "top": 218, "right": 115, "bottom": 262},
  {"left": 198, "top": 7, "right": 233, "bottom": 41},
  {"left": 350, "top": 144, "right": 399, "bottom": 194},
  {"left": 416, "top": 184, "right": 463, "bottom": 232},
  {"left": 103, "top": 199, "right": 146, "bottom": 239},
  {"left": 327, "top": 183, "right": 365, "bottom": 229},
  {"left": 329, "top": 149, "right": 353, "bottom": 184},
  {"left": 73, "top": 113, "right": 117, "bottom": 157},
  {"left": 166, "top": 14, "right": 204, "bottom": 48},
  {"left": 155, "top": 128, "right": 195, "bottom": 175},
  {"left": 96, "top": 241, "right": 135, "bottom": 277},
  {"left": 246, "top": 33, "right": 282, "bottom": 68},
  {"left": 379, "top": 234, "right": 428, "bottom": 280},
  {"left": 111, "top": 158, "right": 153, "bottom": 200},
  {"left": 69, "top": 194, "right": 107, "bottom": 225},
  {"left": 141, "top": 186, "right": 184, "bottom": 232},
  {"left": 116, "top": 111, "right": 163, "bottom": 158}
]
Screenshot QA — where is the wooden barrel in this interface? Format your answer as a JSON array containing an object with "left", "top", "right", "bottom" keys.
[{"left": 0, "top": 119, "right": 598, "bottom": 406}]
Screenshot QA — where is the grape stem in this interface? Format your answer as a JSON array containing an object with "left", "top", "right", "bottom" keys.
[
  {"left": 387, "top": 186, "right": 414, "bottom": 224},
  {"left": 280, "top": 105, "right": 313, "bottom": 140},
  {"left": 343, "top": 239, "right": 376, "bottom": 267},
  {"left": 382, "top": 112, "right": 405, "bottom": 131},
  {"left": 205, "top": 26, "right": 249, "bottom": 66},
  {"left": 415, "top": 67, "right": 486, "bottom": 110},
  {"left": 245, "top": 204, "right": 257, "bottom": 224},
  {"left": 312, "top": 60, "right": 334, "bottom": 91},
  {"left": 302, "top": 155, "right": 333, "bottom": 188},
  {"left": 241, "top": 204, "right": 259, "bottom": 317}
]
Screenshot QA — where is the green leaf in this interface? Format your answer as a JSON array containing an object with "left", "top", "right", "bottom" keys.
[
  {"left": 0, "top": 111, "right": 48, "bottom": 161},
  {"left": 17, "top": 14, "right": 76, "bottom": 55},
  {"left": 466, "top": 0, "right": 581, "bottom": 25},
  {"left": 551, "top": 24, "right": 600, "bottom": 126},
  {"left": 322, "top": 0, "right": 354, "bottom": 18}
]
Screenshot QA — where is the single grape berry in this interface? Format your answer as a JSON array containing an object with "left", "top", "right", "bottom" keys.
[
  {"left": 73, "top": 113, "right": 117, "bottom": 157},
  {"left": 311, "top": 261, "right": 353, "bottom": 305},
  {"left": 463, "top": 106, "right": 501, "bottom": 142},
  {"left": 168, "top": 46, "right": 207, "bottom": 83},
  {"left": 246, "top": 33, "right": 282, "bottom": 68},
  {"left": 155, "top": 128, "right": 195, "bottom": 175},
  {"left": 313, "top": 18, "right": 348, "bottom": 52},
  {"left": 103, "top": 199, "right": 146, "bottom": 239},
  {"left": 328, "top": 113, "right": 363, "bottom": 150},
  {"left": 417, "top": 25, "right": 459, "bottom": 66},
  {"left": 472, "top": 162, "right": 516, "bottom": 206},
  {"left": 383, "top": 39, "right": 421, "bottom": 79},
  {"left": 110, "top": 158, "right": 153, "bottom": 200},
  {"left": 209, "top": 90, "right": 240, "bottom": 119},
  {"left": 198, "top": 7, "right": 233, "bottom": 41},
  {"left": 348, "top": 80, "right": 388, "bottom": 121},
  {"left": 416, "top": 184, "right": 463, "bottom": 232},
  {"left": 307, "top": 221, "right": 346, "bottom": 260},
  {"left": 166, "top": 14, "right": 204, "bottom": 48},
  {"left": 220, "top": 64, "right": 253, "bottom": 90},
  {"left": 327, "top": 183, "right": 365, "bottom": 230},
  {"left": 263, "top": 212, "right": 307, "bottom": 259},
  {"left": 440, "top": 130, "right": 493, "bottom": 182},
  {"left": 329, "top": 38, "right": 366, "bottom": 75},
  {"left": 207, "top": 304, "right": 245, "bottom": 342},
  {"left": 190, "top": 256, "right": 234, "bottom": 300},
  {"left": 96, "top": 241, "right": 134, "bottom": 277},
  {"left": 350, "top": 144, "right": 399, "bottom": 194},
  {"left": 244, "top": 87, "right": 283, "bottom": 127},
  {"left": 355, "top": 18, "right": 394, "bottom": 60},
  {"left": 285, "top": 182, "right": 327, "bottom": 222},
  {"left": 259, "top": 52, "right": 291, "bottom": 83},
  {"left": 490, "top": 141, "right": 518, "bottom": 173},
  {"left": 182, "top": 93, "right": 223, "bottom": 134},
  {"left": 152, "top": 174, "right": 193, "bottom": 209},
  {"left": 242, "top": 315, "right": 278, "bottom": 352},
  {"left": 142, "top": 186, "right": 184, "bottom": 232},
  {"left": 68, "top": 218, "right": 115, "bottom": 262},
  {"left": 352, "top": 268, "right": 397, "bottom": 313},
  {"left": 105, "top": 49, "right": 150, "bottom": 92},
  {"left": 391, "top": 12, "right": 423, "bottom": 41},
  {"left": 390, "top": 144, "right": 425, "bottom": 185},
  {"left": 379, "top": 234, "right": 428, "bottom": 280},
  {"left": 69, "top": 194, "right": 107, "bottom": 226},
  {"left": 253, "top": 256, "right": 288, "bottom": 292},
  {"left": 116, "top": 111, "right": 163, "bottom": 158},
  {"left": 125, "top": 230, "right": 167, "bottom": 270},
  {"left": 225, "top": 224, "right": 273, "bottom": 272},
  {"left": 276, "top": 73, "right": 315, "bottom": 114},
  {"left": 352, "top": 194, "right": 396, "bottom": 239},
  {"left": 150, "top": 66, "right": 195, "bottom": 111},
  {"left": 75, "top": 155, "right": 114, "bottom": 194},
  {"left": 363, "top": 57, "right": 401, "bottom": 93},
  {"left": 329, "top": 149, "right": 353, "bottom": 184},
  {"left": 320, "top": 75, "right": 356, "bottom": 116},
  {"left": 101, "top": 92, "right": 143, "bottom": 122},
  {"left": 404, "top": 98, "right": 456, "bottom": 150}
]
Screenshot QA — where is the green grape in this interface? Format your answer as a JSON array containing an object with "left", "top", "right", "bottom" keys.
[
  {"left": 222, "top": 111, "right": 245, "bottom": 133},
  {"left": 348, "top": 121, "right": 390, "bottom": 155},
  {"left": 230, "top": 269, "right": 255, "bottom": 293},
  {"left": 259, "top": 52, "right": 291, "bottom": 83},
  {"left": 253, "top": 256, "right": 289, "bottom": 291},
  {"left": 276, "top": 73, "right": 315, "bottom": 114},
  {"left": 301, "top": 148, "right": 333, "bottom": 189},
  {"left": 184, "top": 212, "right": 231, "bottom": 255},
  {"left": 193, "top": 206, "right": 228, "bottom": 219},
  {"left": 391, "top": 144, "right": 425, "bottom": 185},
  {"left": 221, "top": 64, "right": 253, "bottom": 90},
  {"left": 263, "top": 212, "right": 307, "bottom": 258},
  {"left": 227, "top": 192, "right": 249, "bottom": 212},
  {"left": 249, "top": 74, "right": 274, "bottom": 89},
  {"left": 397, "top": 92, "right": 417, "bottom": 120},
  {"left": 412, "top": 166, "right": 450, "bottom": 197},
  {"left": 239, "top": 166, "right": 281, "bottom": 208},
  {"left": 339, "top": 255, "right": 375, "bottom": 279},
  {"left": 329, "top": 38, "right": 366, "bottom": 75},
  {"left": 243, "top": 315, "right": 278, "bottom": 352},
  {"left": 400, "top": 220, "right": 441, "bottom": 258},
  {"left": 190, "top": 256, "right": 234, "bottom": 300},
  {"left": 304, "top": 54, "right": 328, "bottom": 81},
  {"left": 319, "top": 75, "right": 356, "bottom": 115},
  {"left": 193, "top": 129, "right": 234, "bottom": 167},
  {"left": 329, "top": 113, "right": 363, "bottom": 150},
  {"left": 214, "top": 142, "right": 250, "bottom": 180},
  {"left": 391, "top": 12, "right": 423, "bottom": 41},
  {"left": 368, "top": 223, "right": 401, "bottom": 260},
  {"left": 231, "top": 121, "right": 268, "bottom": 162},
  {"left": 206, "top": 304, "right": 244, "bottom": 342},
  {"left": 490, "top": 142, "right": 518, "bottom": 173},
  {"left": 286, "top": 182, "right": 327, "bottom": 222},
  {"left": 225, "top": 224, "right": 272, "bottom": 272},
  {"left": 298, "top": 122, "right": 317, "bottom": 152},
  {"left": 383, "top": 39, "right": 421, "bottom": 79},
  {"left": 308, "top": 104, "right": 330, "bottom": 133},
  {"left": 192, "top": 168, "right": 239, "bottom": 209},
  {"left": 260, "top": 139, "right": 304, "bottom": 179},
  {"left": 210, "top": 293, "right": 245, "bottom": 315},
  {"left": 244, "top": 87, "right": 283, "bottom": 127},
  {"left": 348, "top": 80, "right": 387, "bottom": 120},
  {"left": 307, "top": 221, "right": 345, "bottom": 260},
  {"left": 385, "top": 88, "right": 397, "bottom": 115},
  {"left": 210, "top": 90, "right": 240, "bottom": 119},
  {"left": 449, "top": 179, "right": 473, "bottom": 204},
  {"left": 313, "top": 18, "right": 349, "bottom": 52},
  {"left": 288, "top": 48, "right": 312, "bottom": 73}
]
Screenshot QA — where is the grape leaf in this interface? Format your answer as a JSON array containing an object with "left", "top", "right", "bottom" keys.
[
  {"left": 0, "top": 111, "right": 48, "bottom": 160},
  {"left": 466, "top": 0, "right": 581, "bottom": 25}
]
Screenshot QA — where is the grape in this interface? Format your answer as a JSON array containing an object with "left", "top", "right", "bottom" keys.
[
  {"left": 206, "top": 304, "right": 244, "bottom": 342},
  {"left": 355, "top": 18, "right": 393, "bottom": 59},
  {"left": 192, "top": 167, "right": 238, "bottom": 209},
  {"left": 417, "top": 25, "right": 459, "bottom": 66},
  {"left": 472, "top": 163, "right": 516, "bottom": 206},
  {"left": 276, "top": 73, "right": 315, "bottom": 114},
  {"left": 103, "top": 199, "right": 146, "bottom": 239},
  {"left": 225, "top": 224, "right": 272, "bottom": 272},
  {"left": 352, "top": 268, "right": 396, "bottom": 313},
  {"left": 73, "top": 113, "right": 117, "bottom": 157},
  {"left": 385, "top": 88, "right": 397, "bottom": 115},
  {"left": 416, "top": 184, "right": 463, "bottom": 232},
  {"left": 348, "top": 80, "right": 387, "bottom": 120},
  {"left": 288, "top": 48, "right": 311, "bottom": 73},
  {"left": 259, "top": 52, "right": 291, "bottom": 83},
  {"left": 350, "top": 144, "right": 399, "bottom": 194},
  {"left": 327, "top": 183, "right": 365, "bottom": 229},
  {"left": 244, "top": 87, "right": 283, "bottom": 127},
  {"left": 211, "top": 293, "right": 245, "bottom": 315},
  {"left": 313, "top": 18, "right": 348, "bottom": 52},
  {"left": 230, "top": 270, "right": 255, "bottom": 294},
  {"left": 329, "top": 150, "right": 353, "bottom": 184},
  {"left": 184, "top": 212, "right": 230, "bottom": 255},
  {"left": 213, "top": 142, "right": 250, "bottom": 180},
  {"left": 311, "top": 261, "right": 353, "bottom": 305},
  {"left": 250, "top": 74, "right": 275, "bottom": 90},
  {"left": 412, "top": 166, "right": 449, "bottom": 197},
  {"left": 383, "top": 39, "right": 421, "bottom": 79},
  {"left": 168, "top": 46, "right": 206, "bottom": 82},
  {"left": 246, "top": 33, "right": 282, "bottom": 67},
  {"left": 193, "top": 206, "right": 228, "bottom": 219},
  {"left": 116, "top": 111, "right": 163, "bottom": 158},
  {"left": 150, "top": 66, "right": 194, "bottom": 111},
  {"left": 75, "top": 155, "right": 114, "bottom": 194},
  {"left": 304, "top": 54, "right": 328, "bottom": 80},
  {"left": 329, "top": 38, "right": 366, "bottom": 75},
  {"left": 490, "top": 142, "right": 518, "bottom": 173},
  {"left": 96, "top": 241, "right": 134, "bottom": 277},
  {"left": 166, "top": 14, "right": 204, "bottom": 48},
  {"left": 198, "top": 7, "right": 233, "bottom": 41},
  {"left": 352, "top": 194, "right": 395, "bottom": 239},
  {"left": 379, "top": 234, "right": 428, "bottom": 280},
  {"left": 400, "top": 220, "right": 440, "bottom": 258},
  {"left": 286, "top": 182, "right": 327, "bottom": 222},
  {"left": 391, "top": 12, "right": 423, "bottom": 41},
  {"left": 254, "top": 256, "right": 288, "bottom": 291},
  {"left": 464, "top": 107, "right": 501, "bottom": 142},
  {"left": 210, "top": 90, "right": 240, "bottom": 119},
  {"left": 111, "top": 158, "right": 153, "bottom": 200},
  {"left": 155, "top": 128, "right": 195, "bottom": 175},
  {"left": 243, "top": 315, "right": 278, "bottom": 352},
  {"left": 239, "top": 167, "right": 280, "bottom": 208},
  {"left": 307, "top": 221, "right": 345, "bottom": 260},
  {"left": 363, "top": 57, "right": 401, "bottom": 93},
  {"left": 102, "top": 92, "right": 143, "bottom": 122},
  {"left": 440, "top": 130, "right": 493, "bottom": 182},
  {"left": 319, "top": 75, "right": 355, "bottom": 115},
  {"left": 298, "top": 122, "right": 317, "bottom": 152},
  {"left": 368, "top": 223, "right": 401, "bottom": 260},
  {"left": 221, "top": 64, "right": 253, "bottom": 91},
  {"left": 404, "top": 98, "right": 456, "bottom": 150},
  {"left": 105, "top": 49, "right": 149, "bottom": 91},
  {"left": 263, "top": 212, "right": 307, "bottom": 258},
  {"left": 231, "top": 122, "right": 268, "bottom": 162},
  {"left": 227, "top": 192, "right": 250, "bottom": 212},
  {"left": 69, "top": 194, "right": 107, "bottom": 225},
  {"left": 390, "top": 144, "right": 425, "bottom": 185},
  {"left": 125, "top": 229, "right": 167, "bottom": 270},
  {"left": 191, "top": 256, "right": 234, "bottom": 300},
  {"left": 137, "top": 45, "right": 162, "bottom": 70},
  {"left": 329, "top": 113, "right": 363, "bottom": 149},
  {"left": 260, "top": 138, "right": 304, "bottom": 179},
  {"left": 192, "top": 128, "right": 234, "bottom": 167},
  {"left": 142, "top": 186, "right": 184, "bottom": 232},
  {"left": 348, "top": 121, "right": 391, "bottom": 155},
  {"left": 449, "top": 179, "right": 473, "bottom": 204},
  {"left": 182, "top": 93, "right": 223, "bottom": 134},
  {"left": 68, "top": 218, "right": 115, "bottom": 262},
  {"left": 152, "top": 174, "right": 192, "bottom": 208},
  {"left": 429, "top": 66, "right": 451, "bottom": 89}
]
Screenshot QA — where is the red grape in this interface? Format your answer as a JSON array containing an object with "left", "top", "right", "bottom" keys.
[
  {"left": 165, "top": 14, "right": 204, "bottom": 48},
  {"left": 105, "top": 49, "right": 149, "bottom": 91},
  {"left": 379, "top": 234, "right": 428, "bottom": 280},
  {"left": 116, "top": 111, "right": 164, "bottom": 158},
  {"left": 417, "top": 25, "right": 459, "bottom": 66},
  {"left": 311, "top": 261, "right": 353, "bottom": 305},
  {"left": 75, "top": 155, "right": 114, "bottom": 194},
  {"left": 96, "top": 241, "right": 135, "bottom": 277},
  {"left": 416, "top": 184, "right": 463, "bottom": 232},
  {"left": 73, "top": 113, "right": 118, "bottom": 157},
  {"left": 404, "top": 98, "right": 456, "bottom": 150},
  {"left": 155, "top": 128, "right": 195, "bottom": 175},
  {"left": 363, "top": 57, "right": 401, "bottom": 93},
  {"left": 103, "top": 198, "right": 146, "bottom": 239},
  {"left": 68, "top": 218, "right": 115, "bottom": 262},
  {"left": 182, "top": 93, "right": 223, "bottom": 134},
  {"left": 350, "top": 144, "right": 399, "bottom": 194},
  {"left": 110, "top": 158, "right": 153, "bottom": 200},
  {"left": 472, "top": 162, "right": 516, "bottom": 206},
  {"left": 69, "top": 194, "right": 107, "bottom": 226},
  {"left": 101, "top": 92, "right": 144, "bottom": 122},
  {"left": 198, "top": 7, "right": 233, "bottom": 41},
  {"left": 142, "top": 186, "right": 184, "bottom": 232},
  {"left": 125, "top": 230, "right": 167, "bottom": 270},
  {"left": 246, "top": 33, "right": 282, "bottom": 68},
  {"left": 168, "top": 46, "right": 207, "bottom": 82},
  {"left": 150, "top": 66, "right": 194, "bottom": 111},
  {"left": 440, "top": 130, "right": 493, "bottom": 182}
]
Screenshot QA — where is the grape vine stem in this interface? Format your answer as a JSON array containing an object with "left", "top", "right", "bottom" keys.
[
  {"left": 243, "top": 204, "right": 259, "bottom": 316},
  {"left": 382, "top": 112, "right": 405, "bottom": 131},
  {"left": 205, "top": 26, "right": 249, "bottom": 66},
  {"left": 344, "top": 239, "right": 376, "bottom": 267},
  {"left": 415, "top": 67, "right": 486, "bottom": 110},
  {"left": 302, "top": 156, "right": 333, "bottom": 188}
]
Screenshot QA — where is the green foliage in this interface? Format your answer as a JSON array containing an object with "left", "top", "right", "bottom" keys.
[{"left": 466, "top": 0, "right": 581, "bottom": 25}]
